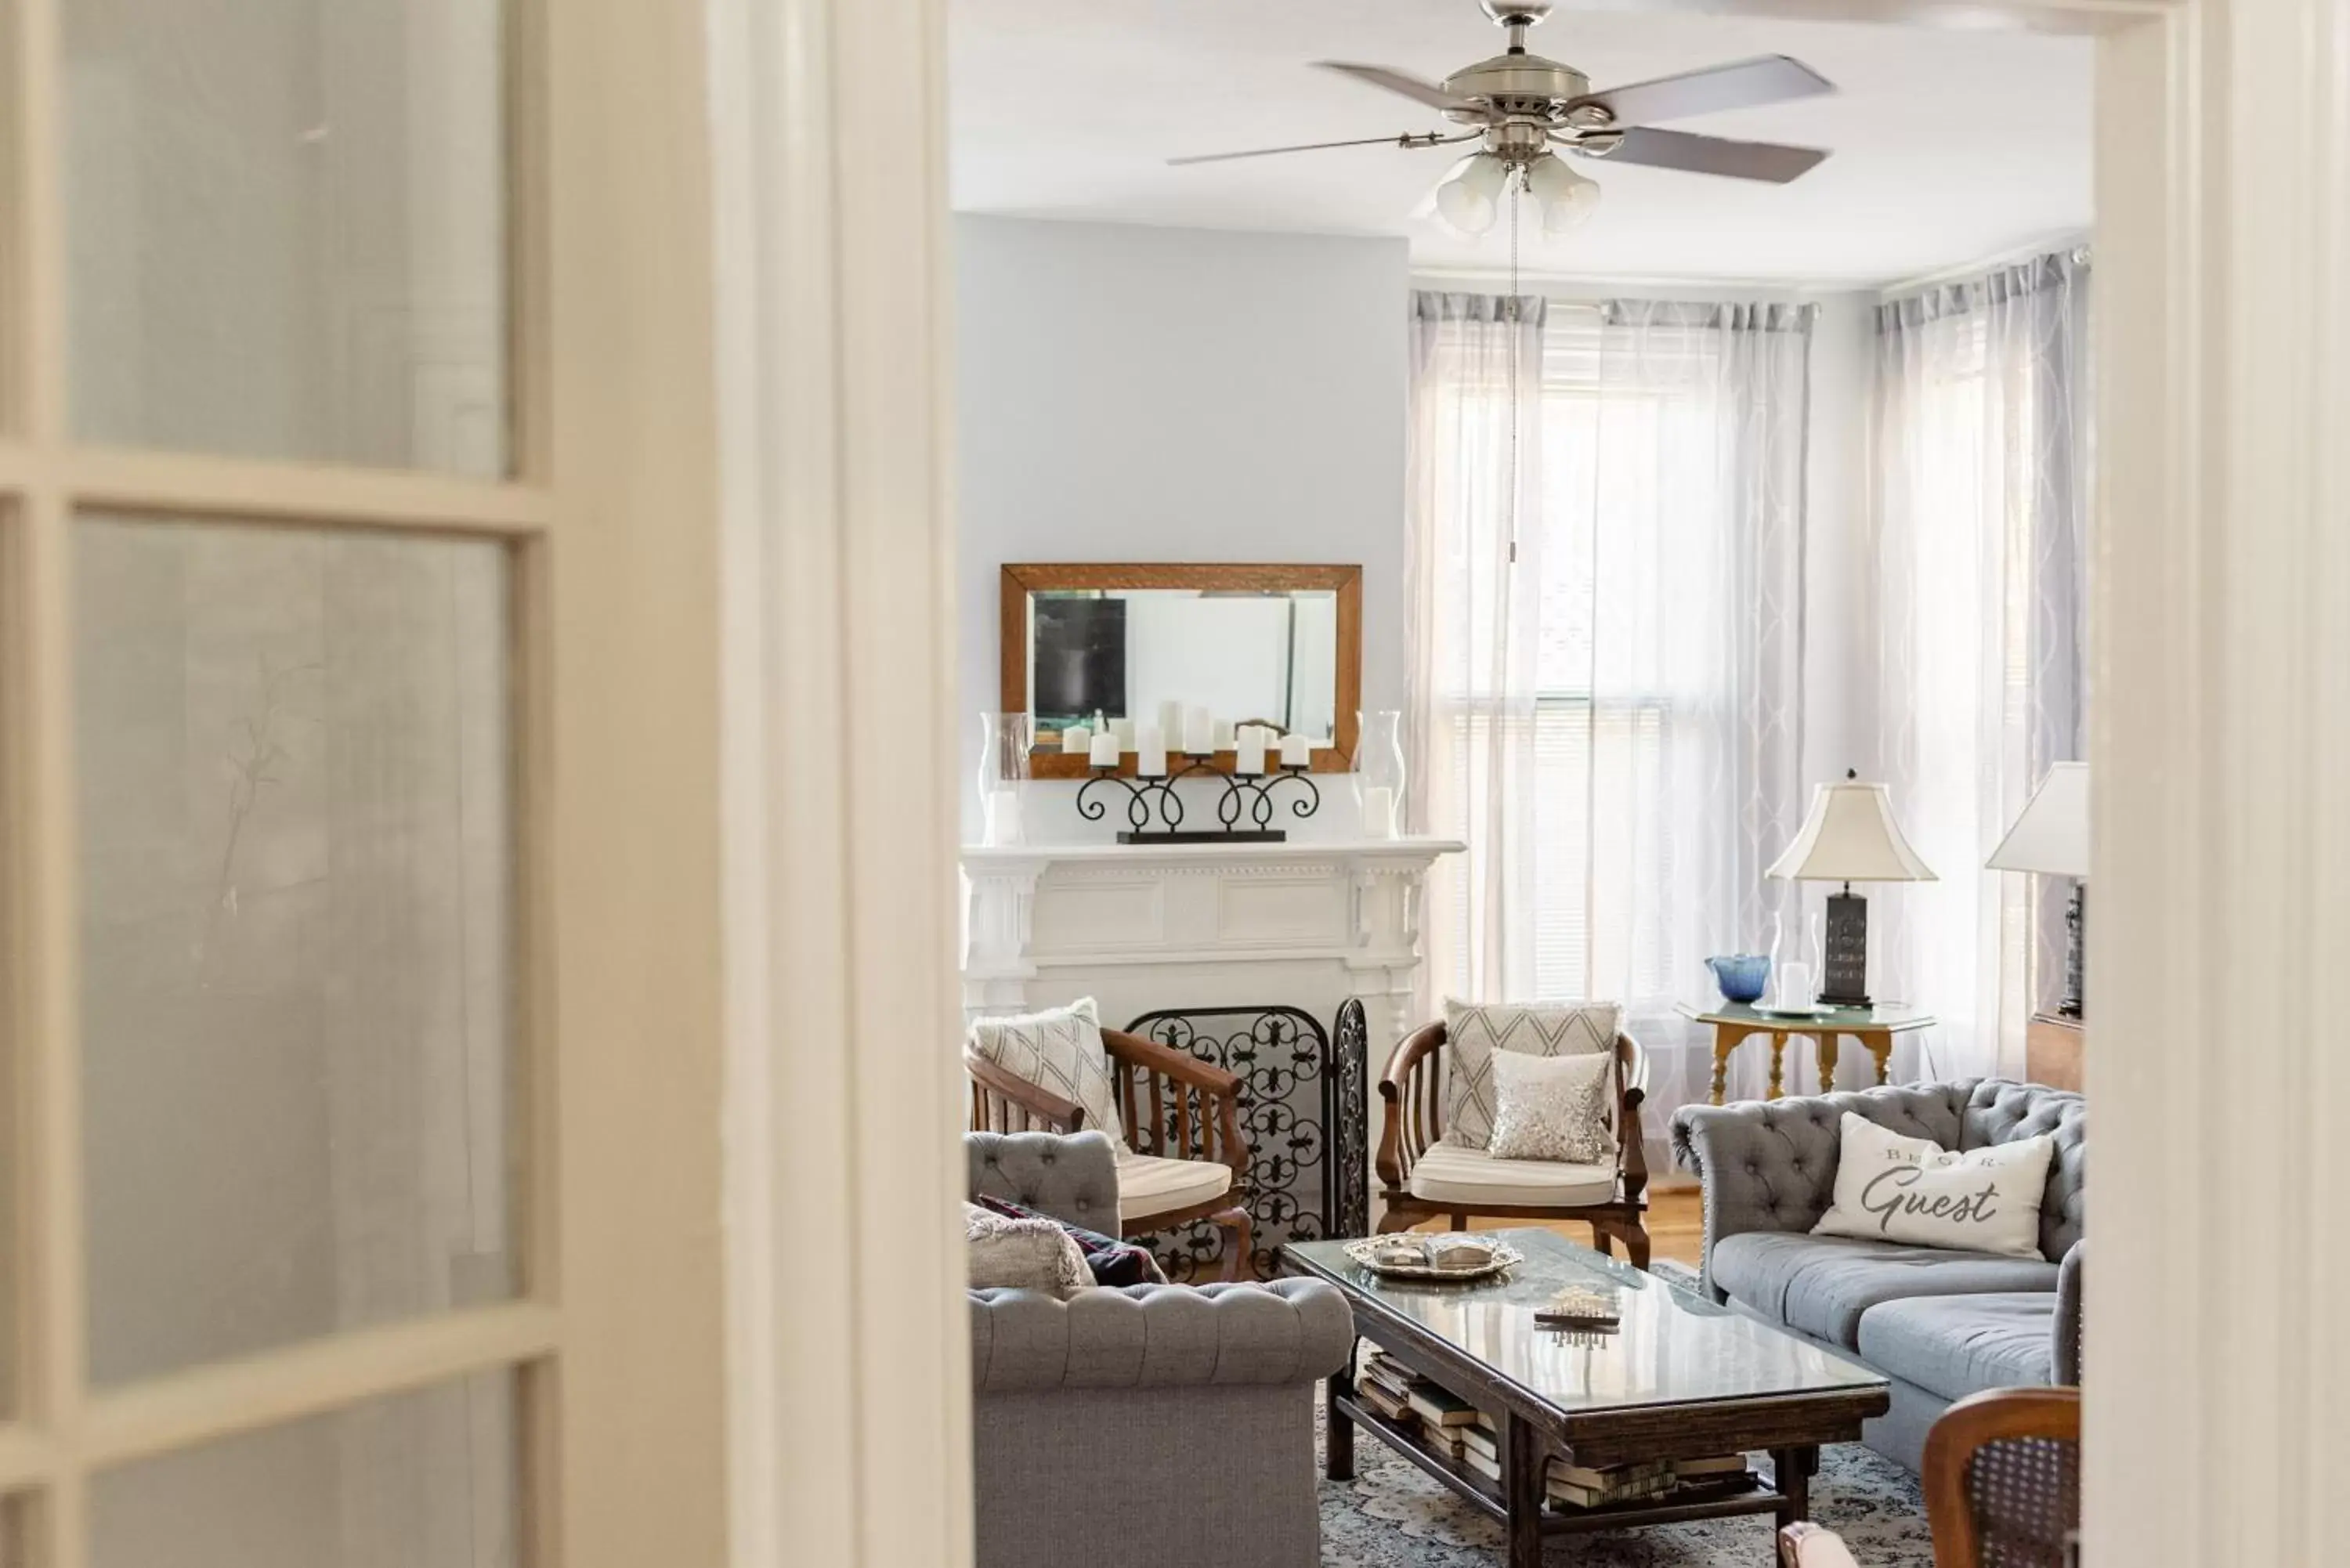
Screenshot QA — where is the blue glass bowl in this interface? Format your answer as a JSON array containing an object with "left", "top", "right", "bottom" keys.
[{"left": 1706, "top": 954, "right": 1772, "bottom": 1004}]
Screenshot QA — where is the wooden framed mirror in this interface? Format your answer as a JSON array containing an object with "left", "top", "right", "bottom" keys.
[{"left": 1000, "top": 563, "right": 1362, "bottom": 779}]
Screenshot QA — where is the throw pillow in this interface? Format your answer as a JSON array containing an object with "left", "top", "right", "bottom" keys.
[
  {"left": 967, "top": 997, "right": 1127, "bottom": 1152},
  {"left": 1485, "top": 1048, "right": 1616, "bottom": 1163},
  {"left": 964, "top": 1201, "right": 1090, "bottom": 1297},
  {"left": 1812, "top": 1112, "right": 2057, "bottom": 1259},
  {"left": 974, "top": 1194, "right": 1167, "bottom": 1287},
  {"left": 1441, "top": 999, "right": 1622, "bottom": 1151}
]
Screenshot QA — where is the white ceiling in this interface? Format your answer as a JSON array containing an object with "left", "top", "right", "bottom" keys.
[{"left": 949, "top": 2, "right": 2093, "bottom": 287}]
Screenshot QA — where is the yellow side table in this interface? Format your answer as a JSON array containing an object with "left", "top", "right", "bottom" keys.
[{"left": 1676, "top": 1001, "right": 1936, "bottom": 1105}]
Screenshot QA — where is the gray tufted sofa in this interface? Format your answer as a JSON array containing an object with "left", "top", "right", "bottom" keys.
[
  {"left": 966, "top": 1130, "right": 1354, "bottom": 1568},
  {"left": 1671, "top": 1080, "right": 2084, "bottom": 1471}
]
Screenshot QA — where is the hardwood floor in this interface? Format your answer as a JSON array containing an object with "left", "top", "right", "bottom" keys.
[{"left": 1397, "top": 1183, "right": 1706, "bottom": 1270}]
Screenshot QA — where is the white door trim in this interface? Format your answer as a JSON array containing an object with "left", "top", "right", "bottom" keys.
[{"left": 711, "top": 1, "right": 971, "bottom": 1566}]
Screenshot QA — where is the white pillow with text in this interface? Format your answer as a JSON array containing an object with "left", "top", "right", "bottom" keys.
[{"left": 1811, "top": 1112, "right": 2055, "bottom": 1259}]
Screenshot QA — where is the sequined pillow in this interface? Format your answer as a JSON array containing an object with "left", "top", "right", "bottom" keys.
[
  {"left": 1484, "top": 1047, "right": 1615, "bottom": 1164},
  {"left": 1441, "top": 999, "right": 1621, "bottom": 1151}
]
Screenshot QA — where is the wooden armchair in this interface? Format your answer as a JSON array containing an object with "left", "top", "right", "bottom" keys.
[
  {"left": 967, "top": 1027, "right": 1255, "bottom": 1280},
  {"left": 1777, "top": 1387, "right": 2080, "bottom": 1568},
  {"left": 1373, "top": 1022, "right": 1651, "bottom": 1268}
]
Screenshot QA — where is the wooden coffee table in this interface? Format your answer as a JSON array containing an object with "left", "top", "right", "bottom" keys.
[{"left": 1282, "top": 1229, "right": 1890, "bottom": 1566}]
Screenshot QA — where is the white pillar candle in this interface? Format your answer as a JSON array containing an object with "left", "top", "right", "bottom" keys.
[
  {"left": 1088, "top": 731, "right": 1119, "bottom": 768},
  {"left": 986, "top": 788, "right": 1024, "bottom": 846},
  {"left": 1060, "top": 723, "right": 1091, "bottom": 754},
  {"left": 1279, "top": 732, "right": 1314, "bottom": 769},
  {"left": 1235, "top": 729, "right": 1267, "bottom": 776},
  {"left": 1183, "top": 705, "right": 1214, "bottom": 754},
  {"left": 1109, "top": 716, "right": 1136, "bottom": 749},
  {"left": 1360, "top": 785, "right": 1397, "bottom": 840},
  {"left": 1212, "top": 719, "right": 1235, "bottom": 750},
  {"left": 1136, "top": 724, "right": 1166, "bottom": 776},
  {"left": 1157, "top": 699, "right": 1184, "bottom": 741}
]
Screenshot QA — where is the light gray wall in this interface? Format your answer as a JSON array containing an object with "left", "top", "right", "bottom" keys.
[{"left": 955, "top": 217, "right": 1411, "bottom": 840}]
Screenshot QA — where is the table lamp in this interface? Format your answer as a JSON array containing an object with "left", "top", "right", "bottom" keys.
[
  {"left": 1766, "top": 771, "right": 1936, "bottom": 1006},
  {"left": 1987, "top": 761, "right": 2089, "bottom": 1018}
]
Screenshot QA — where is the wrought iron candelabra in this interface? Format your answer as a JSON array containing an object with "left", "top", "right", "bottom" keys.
[{"left": 1079, "top": 757, "right": 1321, "bottom": 844}]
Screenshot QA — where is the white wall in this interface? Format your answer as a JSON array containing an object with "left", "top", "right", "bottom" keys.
[{"left": 955, "top": 217, "right": 1411, "bottom": 840}]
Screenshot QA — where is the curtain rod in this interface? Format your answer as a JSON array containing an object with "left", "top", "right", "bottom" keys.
[{"left": 1876, "top": 234, "right": 2092, "bottom": 304}]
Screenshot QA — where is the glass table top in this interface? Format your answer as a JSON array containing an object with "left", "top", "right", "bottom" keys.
[
  {"left": 1283, "top": 1230, "right": 1885, "bottom": 1414},
  {"left": 1677, "top": 999, "right": 1935, "bottom": 1031}
]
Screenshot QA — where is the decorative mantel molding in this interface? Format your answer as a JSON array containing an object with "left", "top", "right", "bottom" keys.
[{"left": 960, "top": 839, "right": 1463, "bottom": 1060}]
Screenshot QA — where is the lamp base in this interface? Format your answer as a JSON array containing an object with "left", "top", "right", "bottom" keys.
[
  {"left": 1818, "top": 889, "right": 1872, "bottom": 1007},
  {"left": 2058, "top": 885, "right": 2084, "bottom": 1019}
]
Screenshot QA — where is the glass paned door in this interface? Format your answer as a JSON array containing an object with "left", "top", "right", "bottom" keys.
[
  {"left": 60, "top": 0, "right": 508, "bottom": 474},
  {"left": 0, "top": 0, "right": 730, "bottom": 1558},
  {"left": 74, "top": 517, "right": 517, "bottom": 1388}
]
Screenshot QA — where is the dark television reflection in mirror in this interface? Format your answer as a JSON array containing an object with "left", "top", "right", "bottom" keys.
[
  {"left": 1031, "top": 595, "right": 1126, "bottom": 725},
  {"left": 1122, "top": 1001, "right": 1371, "bottom": 1281}
]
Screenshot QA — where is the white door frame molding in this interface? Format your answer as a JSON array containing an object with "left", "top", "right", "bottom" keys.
[
  {"left": 710, "top": 0, "right": 2350, "bottom": 1565},
  {"left": 710, "top": 2, "right": 970, "bottom": 1567}
]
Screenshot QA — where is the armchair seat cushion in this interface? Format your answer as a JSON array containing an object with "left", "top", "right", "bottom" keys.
[
  {"left": 1405, "top": 1142, "right": 1619, "bottom": 1209},
  {"left": 1855, "top": 1292, "right": 2055, "bottom": 1404},
  {"left": 1115, "top": 1151, "right": 1233, "bottom": 1223},
  {"left": 1711, "top": 1232, "right": 2059, "bottom": 1349}
]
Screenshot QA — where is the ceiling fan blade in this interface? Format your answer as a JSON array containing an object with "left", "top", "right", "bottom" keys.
[
  {"left": 1590, "top": 126, "right": 1828, "bottom": 183},
  {"left": 1167, "top": 131, "right": 1462, "bottom": 167},
  {"left": 1314, "top": 60, "right": 1483, "bottom": 114},
  {"left": 1571, "top": 55, "right": 1833, "bottom": 128}
]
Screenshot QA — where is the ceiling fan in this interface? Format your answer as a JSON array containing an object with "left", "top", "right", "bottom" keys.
[{"left": 1168, "top": 0, "right": 1835, "bottom": 237}]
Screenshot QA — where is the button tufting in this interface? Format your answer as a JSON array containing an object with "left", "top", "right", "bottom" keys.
[
  {"left": 1018, "top": 1192, "right": 1036, "bottom": 1205},
  {"left": 1042, "top": 1152, "right": 1057, "bottom": 1165}
]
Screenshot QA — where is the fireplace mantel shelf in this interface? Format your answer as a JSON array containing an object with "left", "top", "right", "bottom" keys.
[
  {"left": 960, "top": 836, "right": 1462, "bottom": 1059},
  {"left": 960, "top": 836, "right": 1464, "bottom": 869}
]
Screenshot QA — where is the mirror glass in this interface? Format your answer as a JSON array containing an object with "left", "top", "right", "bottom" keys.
[{"left": 1027, "top": 588, "right": 1340, "bottom": 742}]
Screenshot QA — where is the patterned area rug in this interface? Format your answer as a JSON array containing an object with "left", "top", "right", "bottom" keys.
[{"left": 1317, "top": 1259, "right": 1935, "bottom": 1566}]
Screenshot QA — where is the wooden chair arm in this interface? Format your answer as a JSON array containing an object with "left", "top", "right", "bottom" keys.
[
  {"left": 1617, "top": 1031, "right": 1650, "bottom": 1203},
  {"left": 1101, "top": 1028, "right": 1248, "bottom": 1177},
  {"left": 1101, "top": 1028, "right": 1242, "bottom": 1097},
  {"left": 1377, "top": 1021, "right": 1448, "bottom": 1192},
  {"left": 964, "top": 1050, "right": 1084, "bottom": 1133}
]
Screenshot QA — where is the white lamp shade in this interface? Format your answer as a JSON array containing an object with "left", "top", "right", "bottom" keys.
[
  {"left": 1767, "top": 781, "right": 1937, "bottom": 883},
  {"left": 1524, "top": 153, "right": 1600, "bottom": 234},
  {"left": 1987, "top": 761, "right": 2089, "bottom": 878},
  {"left": 1433, "top": 152, "right": 1508, "bottom": 236}
]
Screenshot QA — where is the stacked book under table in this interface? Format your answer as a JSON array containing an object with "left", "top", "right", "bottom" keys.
[{"left": 1354, "top": 1351, "right": 1752, "bottom": 1512}]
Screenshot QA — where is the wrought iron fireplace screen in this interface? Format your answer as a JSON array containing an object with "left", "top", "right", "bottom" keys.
[{"left": 1124, "top": 1001, "right": 1371, "bottom": 1281}]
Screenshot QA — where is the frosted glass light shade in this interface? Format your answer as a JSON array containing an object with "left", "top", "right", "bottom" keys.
[
  {"left": 1432, "top": 153, "right": 1509, "bottom": 236},
  {"left": 1767, "top": 781, "right": 1936, "bottom": 883},
  {"left": 1524, "top": 153, "right": 1600, "bottom": 234},
  {"left": 1988, "top": 761, "right": 2089, "bottom": 878}
]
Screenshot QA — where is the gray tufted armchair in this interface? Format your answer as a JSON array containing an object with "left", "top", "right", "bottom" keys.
[
  {"left": 964, "top": 1130, "right": 1355, "bottom": 1568},
  {"left": 1672, "top": 1080, "right": 2084, "bottom": 1470}
]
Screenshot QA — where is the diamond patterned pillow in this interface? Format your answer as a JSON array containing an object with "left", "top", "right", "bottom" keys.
[
  {"left": 967, "top": 997, "right": 1128, "bottom": 1151},
  {"left": 1441, "top": 999, "right": 1622, "bottom": 1151}
]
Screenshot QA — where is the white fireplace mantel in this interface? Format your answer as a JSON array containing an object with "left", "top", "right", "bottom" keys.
[{"left": 960, "top": 838, "right": 1464, "bottom": 1057}]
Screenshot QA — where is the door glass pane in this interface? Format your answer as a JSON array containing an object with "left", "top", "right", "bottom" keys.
[
  {"left": 76, "top": 515, "right": 517, "bottom": 1386},
  {"left": 91, "top": 1370, "right": 520, "bottom": 1568},
  {"left": 62, "top": 0, "right": 508, "bottom": 475}
]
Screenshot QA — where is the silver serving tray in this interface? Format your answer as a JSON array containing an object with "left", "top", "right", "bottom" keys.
[{"left": 1342, "top": 1234, "right": 1524, "bottom": 1282}]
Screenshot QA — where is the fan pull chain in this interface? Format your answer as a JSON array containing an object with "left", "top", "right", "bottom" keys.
[{"left": 1506, "top": 168, "right": 1522, "bottom": 567}]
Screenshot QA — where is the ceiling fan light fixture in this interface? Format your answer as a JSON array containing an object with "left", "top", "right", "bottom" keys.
[
  {"left": 1525, "top": 151, "right": 1601, "bottom": 234},
  {"left": 1432, "top": 150, "right": 1510, "bottom": 236}
]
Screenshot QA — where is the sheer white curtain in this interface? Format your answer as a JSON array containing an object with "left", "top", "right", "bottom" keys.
[
  {"left": 1405, "top": 292, "right": 1813, "bottom": 1158},
  {"left": 1870, "top": 251, "right": 2088, "bottom": 1081}
]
